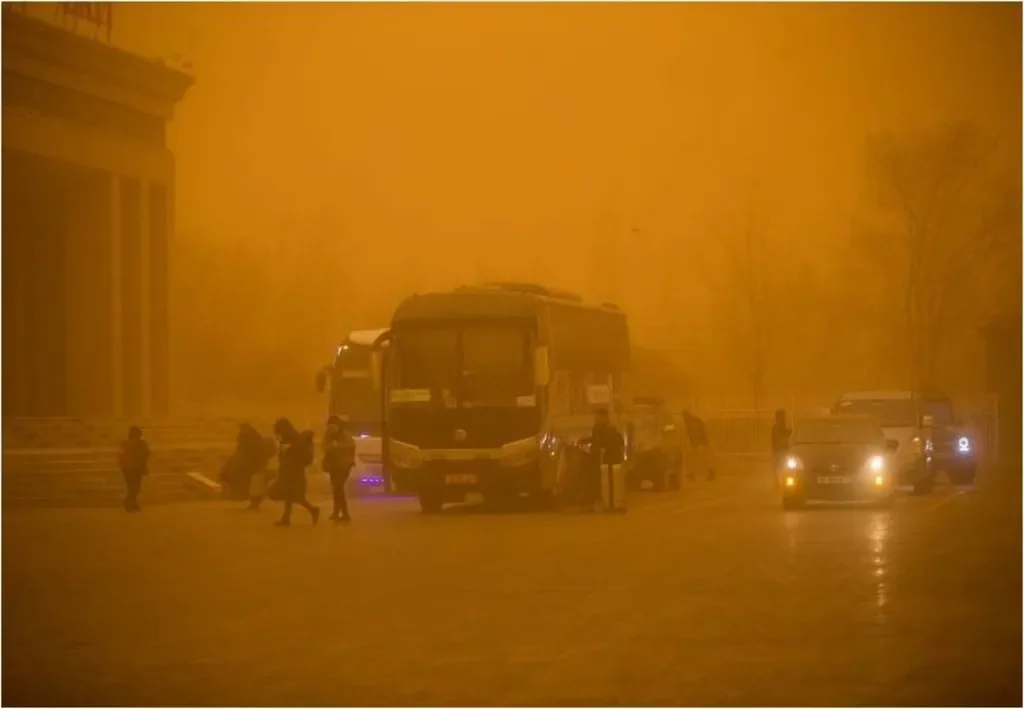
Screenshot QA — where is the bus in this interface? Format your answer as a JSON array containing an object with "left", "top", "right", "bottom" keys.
[
  {"left": 383, "top": 282, "right": 632, "bottom": 512},
  {"left": 315, "top": 328, "right": 390, "bottom": 491}
]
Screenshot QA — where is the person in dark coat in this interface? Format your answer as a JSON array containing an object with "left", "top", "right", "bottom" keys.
[
  {"left": 272, "top": 418, "right": 320, "bottom": 527},
  {"left": 770, "top": 409, "right": 792, "bottom": 490},
  {"left": 228, "top": 423, "right": 261, "bottom": 507},
  {"left": 240, "top": 424, "right": 277, "bottom": 510},
  {"left": 118, "top": 425, "right": 150, "bottom": 512},
  {"left": 322, "top": 415, "right": 356, "bottom": 522},
  {"left": 581, "top": 407, "right": 626, "bottom": 509},
  {"left": 682, "top": 409, "right": 715, "bottom": 481}
]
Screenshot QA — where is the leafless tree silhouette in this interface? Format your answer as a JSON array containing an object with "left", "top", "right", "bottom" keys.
[{"left": 858, "top": 122, "right": 1019, "bottom": 392}]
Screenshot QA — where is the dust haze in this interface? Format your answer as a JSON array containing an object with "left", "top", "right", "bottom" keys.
[{"left": 73, "top": 3, "right": 1024, "bottom": 413}]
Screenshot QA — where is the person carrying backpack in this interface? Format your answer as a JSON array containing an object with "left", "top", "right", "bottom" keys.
[
  {"left": 118, "top": 425, "right": 150, "bottom": 513},
  {"left": 246, "top": 428, "right": 278, "bottom": 511},
  {"left": 322, "top": 415, "right": 356, "bottom": 522},
  {"left": 270, "top": 418, "right": 320, "bottom": 527}
]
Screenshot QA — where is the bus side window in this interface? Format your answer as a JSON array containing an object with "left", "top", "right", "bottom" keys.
[{"left": 551, "top": 371, "right": 571, "bottom": 417}]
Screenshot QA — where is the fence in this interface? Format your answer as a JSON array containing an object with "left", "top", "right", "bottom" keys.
[{"left": 1, "top": 393, "right": 1002, "bottom": 471}]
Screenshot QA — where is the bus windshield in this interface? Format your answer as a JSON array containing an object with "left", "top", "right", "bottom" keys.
[
  {"left": 392, "top": 321, "right": 533, "bottom": 407},
  {"left": 329, "top": 346, "right": 381, "bottom": 434}
]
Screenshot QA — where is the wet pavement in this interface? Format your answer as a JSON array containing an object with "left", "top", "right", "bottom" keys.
[{"left": 3, "top": 467, "right": 1020, "bottom": 706}]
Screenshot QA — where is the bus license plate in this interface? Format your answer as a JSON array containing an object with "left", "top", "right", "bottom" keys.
[
  {"left": 445, "top": 474, "right": 477, "bottom": 485},
  {"left": 816, "top": 475, "right": 852, "bottom": 485}
]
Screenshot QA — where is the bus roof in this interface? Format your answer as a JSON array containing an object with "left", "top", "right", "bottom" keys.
[{"left": 392, "top": 284, "right": 622, "bottom": 324}]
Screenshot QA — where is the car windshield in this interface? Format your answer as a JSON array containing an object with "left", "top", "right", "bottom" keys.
[
  {"left": 391, "top": 321, "right": 532, "bottom": 406},
  {"left": 835, "top": 399, "right": 916, "bottom": 427},
  {"left": 794, "top": 419, "right": 884, "bottom": 445}
]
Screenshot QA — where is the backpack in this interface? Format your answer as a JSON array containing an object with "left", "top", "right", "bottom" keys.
[{"left": 299, "top": 430, "right": 315, "bottom": 467}]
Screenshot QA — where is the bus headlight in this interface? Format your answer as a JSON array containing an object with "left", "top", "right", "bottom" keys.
[
  {"left": 783, "top": 455, "right": 803, "bottom": 471},
  {"left": 957, "top": 436, "right": 972, "bottom": 455},
  {"left": 867, "top": 455, "right": 886, "bottom": 473}
]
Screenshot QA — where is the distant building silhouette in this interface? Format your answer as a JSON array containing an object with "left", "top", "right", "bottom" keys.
[{"left": 3, "top": 12, "right": 193, "bottom": 418}]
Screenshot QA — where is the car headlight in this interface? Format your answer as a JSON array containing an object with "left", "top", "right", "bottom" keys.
[
  {"left": 783, "top": 455, "right": 803, "bottom": 471},
  {"left": 867, "top": 455, "right": 885, "bottom": 473},
  {"left": 957, "top": 436, "right": 971, "bottom": 454}
]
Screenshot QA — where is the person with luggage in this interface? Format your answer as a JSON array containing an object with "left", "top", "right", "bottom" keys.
[
  {"left": 270, "top": 418, "right": 320, "bottom": 527},
  {"left": 322, "top": 415, "right": 355, "bottom": 522},
  {"left": 118, "top": 425, "right": 150, "bottom": 513}
]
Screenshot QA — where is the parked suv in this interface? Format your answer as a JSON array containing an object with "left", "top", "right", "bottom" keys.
[
  {"left": 625, "top": 396, "right": 684, "bottom": 491},
  {"left": 833, "top": 391, "right": 978, "bottom": 493}
]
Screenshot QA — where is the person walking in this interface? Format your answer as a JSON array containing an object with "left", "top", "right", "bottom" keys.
[
  {"left": 322, "top": 415, "right": 355, "bottom": 522},
  {"left": 271, "top": 418, "right": 320, "bottom": 527},
  {"left": 682, "top": 409, "right": 716, "bottom": 482},
  {"left": 771, "top": 409, "right": 792, "bottom": 490},
  {"left": 118, "top": 425, "right": 150, "bottom": 512},
  {"left": 246, "top": 427, "right": 277, "bottom": 511}
]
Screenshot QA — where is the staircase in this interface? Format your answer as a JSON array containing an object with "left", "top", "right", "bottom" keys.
[{"left": 2, "top": 444, "right": 234, "bottom": 508}]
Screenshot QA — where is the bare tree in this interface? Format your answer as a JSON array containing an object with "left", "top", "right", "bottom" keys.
[
  {"left": 702, "top": 189, "right": 786, "bottom": 412},
  {"left": 857, "top": 122, "right": 1019, "bottom": 392}
]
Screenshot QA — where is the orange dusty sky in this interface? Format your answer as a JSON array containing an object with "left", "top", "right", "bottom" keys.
[{"left": 29, "top": 2, "right": 1019, "bottom": 396}]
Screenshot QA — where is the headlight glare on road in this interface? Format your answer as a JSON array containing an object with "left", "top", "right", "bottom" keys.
[{"left": 867, "top": 455, "right": 885, "bottom": 472}]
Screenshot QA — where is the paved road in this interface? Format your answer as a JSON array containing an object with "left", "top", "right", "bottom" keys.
[{"left": 3, "top": 468, "right": 1020, "bottom": 706}]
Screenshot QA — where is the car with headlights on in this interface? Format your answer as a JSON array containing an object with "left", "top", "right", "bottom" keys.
[
  {"left": 779, "top": 414, "right": 900, "bottom": 510},
  {"left": 834, "top": 391, "right": 933, "bottom": 494}
]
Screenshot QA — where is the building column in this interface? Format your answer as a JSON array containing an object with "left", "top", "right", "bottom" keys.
[
  {"left": 139, "top": 179, "right": 152, "bottom": 418},
  {"left": 111, "top": 171, "right": 123, "bottom": 419}
]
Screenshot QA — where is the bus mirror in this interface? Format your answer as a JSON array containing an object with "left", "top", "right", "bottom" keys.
[
  {"left": 315, "top": 369, "right": 327, "bottom": 394},
  {"left": 534, "top": 346, "right": 550, "bottom": 387},
  {"left": 370, "top": 352, "right": 383, "bottom": 391}
]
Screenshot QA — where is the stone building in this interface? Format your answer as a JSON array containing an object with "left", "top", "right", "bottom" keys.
[{"left": 2, "top": 10, "right": 193, "bottom": 419}]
